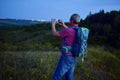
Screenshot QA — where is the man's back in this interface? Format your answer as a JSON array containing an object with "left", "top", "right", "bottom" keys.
[{"left": 59, "top": 27, "right": 77, "bottom": 46}]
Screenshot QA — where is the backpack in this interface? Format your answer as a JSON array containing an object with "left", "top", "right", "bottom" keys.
[{"left": 71, "top": 27, "right": 89, "bottom": 61}]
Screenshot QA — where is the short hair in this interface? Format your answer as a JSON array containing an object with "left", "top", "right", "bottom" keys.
[{"left": 70, "top": 14, "right": 81, "bottom": 24}]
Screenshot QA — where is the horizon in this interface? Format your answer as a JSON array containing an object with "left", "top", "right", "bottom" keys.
[
  {"left": 0, "top": 9, "right": 119, "bottom": 21},
  {"left": 0, "top": 0, "right": 120, "bottom": 21}
]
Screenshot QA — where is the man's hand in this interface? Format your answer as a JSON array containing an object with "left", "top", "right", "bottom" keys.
[
  {"left": 52, "top": 19, "right": 56, "bottom": 27},
  {"left": 58, "top": 20, "right": 68, "bottom": 28}
]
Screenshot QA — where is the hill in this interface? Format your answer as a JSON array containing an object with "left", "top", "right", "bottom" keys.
[
  {"left": 0, "top": 23, "right": 58, "bottom": 51},
  {"left": 0, "top": 18, "right": 48, "bottom": 26}
]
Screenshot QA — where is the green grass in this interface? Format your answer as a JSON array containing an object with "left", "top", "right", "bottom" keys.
[
  {"left": 75, "top": 46, "right": 120, "bottom": 80},
  {"left": 0, "top": 46, "right": 120, "bottom": 80},
  {"left": 0, "top": 51, "right": 60, "bottom": 80}
]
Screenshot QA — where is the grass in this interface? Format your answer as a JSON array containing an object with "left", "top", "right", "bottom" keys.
[
  {"left": 0, "top": 46, "right": 120, "bottom": 80},
  {"left": 0, "top": 51, "right": 60, "bottom": 80},
  {"left": 75, "top": 46, "right": 120, "bottom": 80}
]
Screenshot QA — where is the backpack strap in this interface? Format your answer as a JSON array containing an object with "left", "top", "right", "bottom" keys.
[{"left": 71, "top": 26, "right": 79, "bottom": 30}]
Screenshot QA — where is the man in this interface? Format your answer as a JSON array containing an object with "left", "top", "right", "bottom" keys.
[{"left": 51, "top": 14, "right": 81, "bottom": 80}]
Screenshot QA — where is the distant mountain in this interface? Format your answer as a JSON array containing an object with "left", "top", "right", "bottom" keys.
[{"left": 0, "top": 18, "right": 48, "bottom": 27}]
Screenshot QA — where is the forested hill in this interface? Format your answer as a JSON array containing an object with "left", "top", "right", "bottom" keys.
[
  {"left": 0, "top": 10, "right": 120, "bottom": 51},
  {"left": 82, "top": 10, "right": 120, "bottom": 49}
]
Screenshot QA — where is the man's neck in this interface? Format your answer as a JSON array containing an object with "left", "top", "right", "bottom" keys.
[{"left": 70, "top": 24, "right": 78, "bottom": 27}]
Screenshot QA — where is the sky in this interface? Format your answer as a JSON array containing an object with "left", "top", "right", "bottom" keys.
[{"left": 0, "top": 0, "right": 120, "bottom": 21}]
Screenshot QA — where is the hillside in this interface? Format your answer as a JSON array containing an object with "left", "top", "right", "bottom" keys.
[
  {"left": 0, "top": 23, "right": 60, "bottom": 51},
  {"left": 0, "top": 46, "right": 120, "bottom": 80},
  {"left": 0, "top": 10, "right": 120, "bottom": 80}
]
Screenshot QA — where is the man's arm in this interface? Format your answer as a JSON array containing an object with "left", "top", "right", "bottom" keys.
[
  {"left": 51, "top": 19, "right": 68, "bottom": 37},
  {"left": 51, "top": 19, "right": 60, "bottom": 37}
]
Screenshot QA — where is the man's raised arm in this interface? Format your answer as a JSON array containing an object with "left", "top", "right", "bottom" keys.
[
  {"left": 51, "top": 19, "right": 68, "bottom": 37},
  {"left": 51, "top": 19, "right": 60, "bottom": 37}
]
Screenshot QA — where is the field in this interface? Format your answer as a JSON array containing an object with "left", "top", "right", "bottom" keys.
[{"left": 1, "top": 46, "right": 120, "bottom": 80}]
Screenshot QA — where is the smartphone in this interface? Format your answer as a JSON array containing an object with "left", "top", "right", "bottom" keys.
[{"left": 58, "top": 19, "right": 62, "bottom": 24}]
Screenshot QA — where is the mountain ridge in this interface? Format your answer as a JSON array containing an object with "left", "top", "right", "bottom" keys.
[{"left": 0, "top": 18, "right": 48, "bottom": 26}]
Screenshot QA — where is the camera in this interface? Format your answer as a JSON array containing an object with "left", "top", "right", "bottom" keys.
[{"left": 58, "top": 19, "right": 62, "bottom": 24}]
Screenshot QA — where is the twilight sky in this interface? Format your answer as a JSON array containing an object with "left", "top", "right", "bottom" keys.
[{"left": 0, "top": 0, "right": 120, "bottom": 21}]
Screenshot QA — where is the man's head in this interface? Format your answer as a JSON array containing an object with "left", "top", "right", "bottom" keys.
[{"left": 70, "top": 14, "right": 80, "bottom": 26}]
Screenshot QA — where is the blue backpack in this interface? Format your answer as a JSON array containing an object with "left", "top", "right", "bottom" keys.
[{"left": 71, "top": 27, "right": 89, "bottom": 61}]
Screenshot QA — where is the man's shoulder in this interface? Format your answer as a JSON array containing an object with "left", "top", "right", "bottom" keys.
[
  {"left": 61, "top": 27, "right": 72, "bottom": 31},
  {"left": 60, "top": 27, "right": 77, "bottom": 33},
  {"left": 64, "top": 27, "right": 75, "bottom": 32}
]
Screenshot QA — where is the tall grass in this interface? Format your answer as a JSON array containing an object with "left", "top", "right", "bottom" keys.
[
  {"left": 75, "top": 46, "right": 120, "bottom": 80},
  {"left": 0, "top": 51, "right": 60, "bottom": 80},
  {"left": 0, "top": 46, "right": 120, "bottom": 80}
]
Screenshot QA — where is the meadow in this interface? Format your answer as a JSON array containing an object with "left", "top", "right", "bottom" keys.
[
  {"left": 0, "top": 10, "right": 120, "bottom": 80},
  {"left": 0, "top": 46, "right": 120, "bottom": 80}
]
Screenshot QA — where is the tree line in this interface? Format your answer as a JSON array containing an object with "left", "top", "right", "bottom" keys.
[{"left": 81, "top": 10, "right": 120, "bottom": 49}]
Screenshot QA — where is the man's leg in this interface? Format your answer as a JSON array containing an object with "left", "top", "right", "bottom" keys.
[
  {"left": 65, "top": 57, "right": 77, "bottom": 80},
  {"left": 65, "top": 64, "right": 76, "bottom": 80},
  {"left": 52, "top": 56, "right": 69, "bottom": 80}
]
